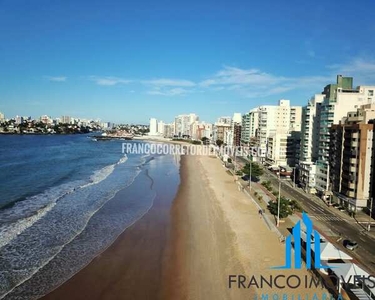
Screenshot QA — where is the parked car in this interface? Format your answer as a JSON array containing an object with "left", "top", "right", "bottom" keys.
[
  {"left": 344, "top": 240, "right": 358, "bottom": 251},
  {"left": 242, "top": 175, "right": 250, "bottom": 181},
  {"left": 241, "top": 175, "right": 259, "bottom": 183}
]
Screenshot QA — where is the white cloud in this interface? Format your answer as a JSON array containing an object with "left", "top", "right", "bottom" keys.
[
  {"left": 327, "top": 58, "right": 375, "bottom": 84},
  {"left": 200, "top": 66, "right": 285, "bottom": 88},
  {"left": 142, "top": 78, "right": 196, "bottom": 87},
  {"left": 89, "top": 76, "right": 132, "bottom": 86},
  {"left": 200, "top": 66, "right": 331, "bottom": 98},
  {"left": 147, "top": 88, "right": 189, "bottom": 96},
  {"left": 45, "top": 76, "right": 67, "bottom": 82},
  {"left": 86, "top": 58, "right": 375, "bottom": 98}
]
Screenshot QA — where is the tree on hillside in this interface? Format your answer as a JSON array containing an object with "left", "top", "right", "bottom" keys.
[{"left": 241, "top": 162, "right": 263, "bottom": 179}]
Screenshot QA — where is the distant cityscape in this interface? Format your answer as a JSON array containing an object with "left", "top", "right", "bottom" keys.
[
  {"left": 0, "top": 114, "right": 149, "bottom": 135},
  {"left": 149, "top": 74, "right": 375, "bottom": 219},
  {"left": 1, "top": 74, "right": 375, "bottom": 219}
]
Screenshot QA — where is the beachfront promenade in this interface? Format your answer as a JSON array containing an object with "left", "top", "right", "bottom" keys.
[
  {"left": 232, "top": 155, "right": 375, "bottom": 276},
  {"left": 164, "top": 154, "right": 328, "bottom": 299}
]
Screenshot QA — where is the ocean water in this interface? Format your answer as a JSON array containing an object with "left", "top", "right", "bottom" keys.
[{"left": 0, "top": 135, "right": 180, "bottom": 299}]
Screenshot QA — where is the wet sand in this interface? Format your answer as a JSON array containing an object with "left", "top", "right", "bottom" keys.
[
  {"left": 42, "top": 154, "right": 327, "bottom": 300},
  {"left": 41, "top": 158, "right": 178, "bottom": 300}
]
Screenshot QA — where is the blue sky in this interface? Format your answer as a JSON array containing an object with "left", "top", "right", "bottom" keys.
[{"left": 1, "top": 0, "right": 375, "bottom": 124}]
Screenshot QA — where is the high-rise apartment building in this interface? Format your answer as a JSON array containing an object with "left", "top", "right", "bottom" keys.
[
  {"left": 256, "top": 100, "right": 302, "bottom": 165},
  {"left": 241, "top": 108, "right": 259, "bottom": 144},
  {"left": 163, "top": 123, "right": 174, "bottom": 138},
  {"left": 40, "top": 115, "right": 52, "bottom": 124},
  {"left": 298, "top": 94, "right": 324, "bottom": 193},
  {"left": 149, "top": 118, "right": 158, "bottom": 135},
  {"left": 231, "top": 113, "right": 242, "bottom": 146},
  {"left": 329, "top": 104, "right": 375, "bottom": 211},
  {"left": 315, "top": 75, "right": 375, "bottom": 200},
  {"left": 15, "top": 115, "right": 23, "bottom": 125},
  {"left": 61, "top": 116, "right": 72, "bottom": 124},
  {"left": 214, "top": 116, "right": 232, "bottom": 143},
  {"left": 174, "top": 113, "right": 199, "bottom": 137},
  {"left": 267, "top": 131, "right": 301, "bottom": 167},
  {"left": 157, "top": 120, "right": 165, "bottom": 135},
  {"left": 0, "top": 112, "right": 4, "bottom": 122},
  {"left": 190, "top": 121, "right": 213, "bottom": 141}
]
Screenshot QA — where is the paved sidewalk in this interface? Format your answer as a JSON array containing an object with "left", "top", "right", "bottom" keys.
[{"left": 261, "top": 169, "right": 375, "bottom": 240}]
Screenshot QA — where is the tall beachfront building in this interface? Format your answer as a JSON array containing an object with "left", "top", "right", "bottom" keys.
[
  {"left": 190, "top": 121, "right": 213, "bottom": 141},
  {"left": 329, "top": 104, "right": 375, "bottom": 212},
  {"left": 149, "top": 118, "right": 158, "bottom": 135},
  {"left": 241, "top": 108, "right": 259, "bottom": 145},
  {"left": 213, "top": 116, "right": 231, "bottom": 144},
  {"left": 0, "top": 111, "right": 4, "bottom": 122},
  {"left": 157, "top": 120, "right": 165, "bottom": 135},
  {"left": 315, "top": 75, "right": 375, "bottom": 200},
  {"left": 256, "top": 99, "right": 302, "bottom": 165},
  {"left": 230, "top": 113, "right": 242, "bottom": 146},
  {"left": 173, "top": 113, "right": 199, "bottom": 137},
  {"left": 298, "top": 94, "right": 324, "bottom": 193},
  {"left": 163, "top": 123, "right": 174, "bottom": 138}
]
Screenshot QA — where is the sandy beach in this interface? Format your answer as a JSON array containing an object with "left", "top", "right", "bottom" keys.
[{"left": 42, "top": 154, "right": 327, "bottom": 300}]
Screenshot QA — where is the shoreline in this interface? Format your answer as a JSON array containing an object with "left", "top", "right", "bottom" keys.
[
  {"left": 39, "top": 155, "right": 180, "bottom": 300},
  {"left": 40, "top": 153, "right": 328, "bottom": 300}
]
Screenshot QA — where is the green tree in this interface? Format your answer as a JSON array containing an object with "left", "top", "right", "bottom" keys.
[
  {"left": 216, "top": 139, "right": 224, "bottom": 147},
  {"left": 267, "top": 197, "right": 293, "bottom": 218},
  {"left": 241, "top": 162, "right": 263, "bottom": 179},
  {"left": 201, "top": 137, "right": 209, "bottom": 144},
  {"left": 289, "top": 199, "right": 302, "bottom": 212}
]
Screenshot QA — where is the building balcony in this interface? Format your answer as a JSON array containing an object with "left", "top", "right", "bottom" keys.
[{"left": 343, "top": 150, "right": 357, "bottom": 157}]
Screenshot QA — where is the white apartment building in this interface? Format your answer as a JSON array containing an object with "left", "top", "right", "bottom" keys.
[
  {"left": 267, "top": 132, "right": 301, "bottom": 167},
  {"left": 149, "top": 118, "right": 158, "bottom": 135},
  {"left": 217, "top": 116, "right": 232, "bottom": 125},
  {"left": 15, "top": 115, "right": 23, "bottom": 125},
  {"left": 298, "top": 94, "right": 324, "bottom": 193},
  {"left": 257, "top": 100, "right": 302, "bottom": 165},
  {"left": 190, "top": 121, "right": 213, "bottom": 140},
  {"left": 163, "top": 123, "right": 174, "bottom": 138},
  {"left": 174, "top": 113, "right": 199, "bottom": 137},
  {"left": 61, "top": 116, "right": 72, "bottom": 124},
  {"left": 214, "top": 116, "right": 232, "bottom": 144},
  {"left": 157, "top": 120, "right": 165, "bottom": 135},
  {"left": 315, "top": 75, "right": 375, "bottom": 199},
  {"left": 241, "top": 108, "right": 259, "bottom": 144},
  {"left": 40, "top": 115, "right": 52, "bottom": 124},
  {"left": 0, "top": 112, "right": 4, "bottom": 122}
]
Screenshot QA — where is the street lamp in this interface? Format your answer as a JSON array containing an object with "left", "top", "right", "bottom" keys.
[
  {"left": 249, "top": 153, "right": 252, "bottom": 192},
  {"left": 277, "top": 167, "right": 281, "bottom": 227},
  {"left": 368, "top": 197, "right": 373, "bottom": 232}
]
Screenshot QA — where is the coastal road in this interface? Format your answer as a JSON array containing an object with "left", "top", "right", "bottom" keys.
[
  {"left": 263, "top": 168, "right": 375, "bottom": 274},
  {"left": 235, "top": 155, "right": 375, "bottom": 274}
]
